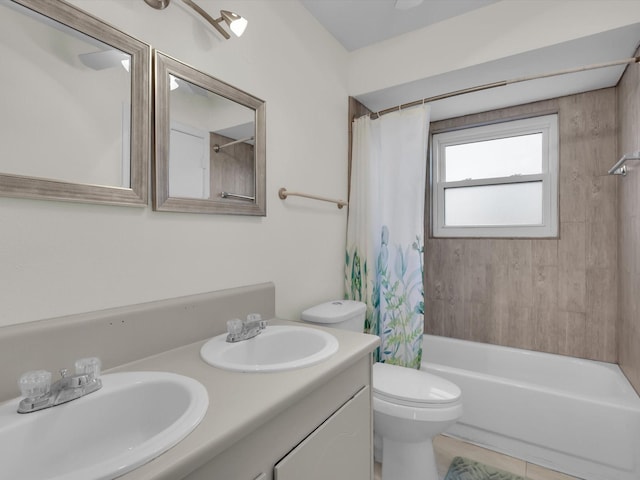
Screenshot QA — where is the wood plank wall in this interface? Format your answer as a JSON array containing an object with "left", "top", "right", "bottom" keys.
[
  {"left": 617, "top": 57, "right": 640, "bottom": 392},
  {"left": 425, "top": 89, "right": 618, "bottom": 362},
  {"left": 211, "top": 132, "right": 255, "bottom": 199}
]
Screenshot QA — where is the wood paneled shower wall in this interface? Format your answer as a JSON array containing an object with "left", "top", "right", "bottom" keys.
[{"left": 617, "top": 55, "right": 640, "bottom": 394}]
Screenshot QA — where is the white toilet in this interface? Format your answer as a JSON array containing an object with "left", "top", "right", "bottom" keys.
[{"left": 302, "top": 300, "right": 463, "bottom": 480}]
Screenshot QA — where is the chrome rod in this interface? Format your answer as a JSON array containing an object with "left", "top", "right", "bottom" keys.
[
  {"left": 213, "top": 136, "right": 254, "bottom": 153},
  {"left": 278, "top": 187, "right": 348, "bottom": 209},
  {"left": 368, "top": 56, "right": 640, "bottom": 119},
  {"left": 221, "top": 192, "right": 255, "bottom": 201},
  {"left": 608, "top": 152, "right": 640, "bottom": 176}
]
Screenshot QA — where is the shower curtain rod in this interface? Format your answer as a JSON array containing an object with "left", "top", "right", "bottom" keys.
[
  {"left": 364, "top": 56, "right": 640, "bottom": 119},
  {"left": 213, "top": 136, "right": 254, "bottom": 152}
]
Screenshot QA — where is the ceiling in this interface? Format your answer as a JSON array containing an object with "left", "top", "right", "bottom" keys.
[
  {"left": 299, "top": 0, "right": 498, "bottom": 52},
  {"left": 300, "top": 0, "right": 640, "bottom": 121}
]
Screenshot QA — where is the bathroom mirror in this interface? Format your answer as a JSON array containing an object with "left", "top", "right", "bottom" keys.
[
  {"left": 153, "top": 51, "right": 266, "bottom": 215},
  {"left": 0, "top": 0, "right": 150, "bottom": 206}
]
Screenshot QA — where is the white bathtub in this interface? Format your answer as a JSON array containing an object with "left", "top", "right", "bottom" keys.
[{"left": 421, "top": 334, "right": 640, "bottom": 480}]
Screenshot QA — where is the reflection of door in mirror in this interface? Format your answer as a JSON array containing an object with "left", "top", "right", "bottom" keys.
[
  {"left": 169, "top": 122, "right": 210, "bottom": 199},
  {"left": 0, "top": 1, "right": 131, "bottom": 188}
]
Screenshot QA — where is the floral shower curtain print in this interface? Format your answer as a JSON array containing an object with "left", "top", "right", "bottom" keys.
[{"left": 345, "top": 105, "right": 429, "bottom": 369}]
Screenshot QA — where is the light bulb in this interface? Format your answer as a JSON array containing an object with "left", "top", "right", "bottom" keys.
[
  {"left": 169, "top": 75, "right": 179, "bottom": 90},
  {"left": 230, "top": 16, "right": 247, "bottom": 37}
]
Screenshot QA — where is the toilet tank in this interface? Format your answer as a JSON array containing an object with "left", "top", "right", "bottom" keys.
[{"left": 301, "top": 300, "right": 366, "bottom": 333}]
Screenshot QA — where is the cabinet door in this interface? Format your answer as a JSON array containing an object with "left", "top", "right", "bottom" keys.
[{"left": 274, "top": 387, "right": 371, "bottom": 480}]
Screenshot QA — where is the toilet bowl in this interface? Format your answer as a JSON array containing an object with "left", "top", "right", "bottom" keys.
[
  {"left": 301, "top": 300, "right": 463, "bottom": 480},
  {"left": 373, "top": 362, "right": 462, "bottom": 480}
]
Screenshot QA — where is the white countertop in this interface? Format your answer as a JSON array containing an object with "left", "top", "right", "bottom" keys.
[{"left": 113, "top": 319, "right": 379, "bottom": 480}]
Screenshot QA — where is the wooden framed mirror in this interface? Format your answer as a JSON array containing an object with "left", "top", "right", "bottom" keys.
[
  {"left": 153, "top": 51, "right": 266, "bottom": 216},
  {"left": 0, "top": 0, "right": 151, "bottom": 206}
]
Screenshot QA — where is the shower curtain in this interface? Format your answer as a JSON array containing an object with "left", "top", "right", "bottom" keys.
[{"left": 345, "top": 105, "right": 429, "bottom": 368}]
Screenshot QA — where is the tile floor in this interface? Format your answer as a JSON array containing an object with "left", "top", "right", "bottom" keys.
[{"left": 374, "top": 434, "right": 583, "bottom": 480}]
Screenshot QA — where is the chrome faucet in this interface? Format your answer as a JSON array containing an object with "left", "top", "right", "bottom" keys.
[
  {"left": 17, "top": 357, "right": 102, "bottom": 414},
  {"left": 226, "top": 314, "right": 267, "bottom": 343}
]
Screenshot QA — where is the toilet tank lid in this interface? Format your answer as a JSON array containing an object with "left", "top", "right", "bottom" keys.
[
  {"left": 373, "top": 362, "right": 461, "bottom": 405},
  {"left": 301, "top": 300, "right": 366, "bottom": 324}
]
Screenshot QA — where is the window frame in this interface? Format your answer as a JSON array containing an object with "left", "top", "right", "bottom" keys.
[{"left": 431, "top": 114, "right": 559, "bottom": 238}]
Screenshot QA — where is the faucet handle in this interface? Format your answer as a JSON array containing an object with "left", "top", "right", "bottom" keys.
[
  {"left": 75, "top": 357, "right": 101, "bottom": 380},
  {"left": 247, "top": 313, "right": 267, "bottom": 328},
  {"left": 19, "top": 370, "right": 52, "bottom": 400},
  {"left": 227, "top": 318, "right": 243, "bottom": 335}
]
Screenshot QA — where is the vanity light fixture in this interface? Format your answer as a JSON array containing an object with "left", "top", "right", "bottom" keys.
[
  {"left": 78, "top": 50, "right": 131, "bottom": 71},
  {"left": 169, "top": 74, "right": 179, "bottom": 91},
  {"left": 143, "top": 0, "right": 247, "bottom": 40},
  {"left": 181, "top": 1, "right": 247, "bottom": 39},
  {"left": 143, "top": 0, "right": 170, "bottom": 8},
  {"left": 218, "top": 9, "right": 248, "bottom": 37}
]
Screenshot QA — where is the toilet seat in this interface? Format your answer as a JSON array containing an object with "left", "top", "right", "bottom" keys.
[
  {"left": 373, "top": 362, "right": 461, "bottom": 408},
  {"left": 373, "top": 394, "right": 463, "bottom": 423}
]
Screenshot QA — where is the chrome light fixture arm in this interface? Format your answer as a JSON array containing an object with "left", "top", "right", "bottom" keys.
[
  {"left": 143, "top": 0, "right": 247, "bottom": 40},
  {"left": 181, "top": 0, "right": 230, "bottom": 39}
]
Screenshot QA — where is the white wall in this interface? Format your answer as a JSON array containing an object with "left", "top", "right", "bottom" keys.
[{"left": 0, "top": 0, "right": 348, "bottom": 327}]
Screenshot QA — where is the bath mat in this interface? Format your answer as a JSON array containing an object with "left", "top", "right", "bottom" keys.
[{"left": 444, "top": 456, "right": 525, "bottom": 480}]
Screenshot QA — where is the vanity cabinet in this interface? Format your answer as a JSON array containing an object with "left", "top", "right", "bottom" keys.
[
  {"left": 274, "top": 386, "right": 370, "bottom": 480},
  {"left": 183, "top": 356, "right": 373, "bottom": 480}
]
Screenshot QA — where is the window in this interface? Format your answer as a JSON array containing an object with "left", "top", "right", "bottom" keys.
[{"left": 431, "top": 114, "right": 558, "bottom": 238}]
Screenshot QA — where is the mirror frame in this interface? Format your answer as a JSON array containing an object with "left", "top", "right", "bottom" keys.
[
  {"left": 0, "top": 0, "right": 150, "bottom": 206},
  {"left": 153, "top": 51, "right": 266, "bottom": 216}
]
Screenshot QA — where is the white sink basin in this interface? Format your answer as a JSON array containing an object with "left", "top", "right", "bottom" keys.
[
  {"left": 0, "top": 371, "right": 208, "bottom": 480},
  {"left": 200, "top": 325, "right": 339, "bottom": 372}
]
